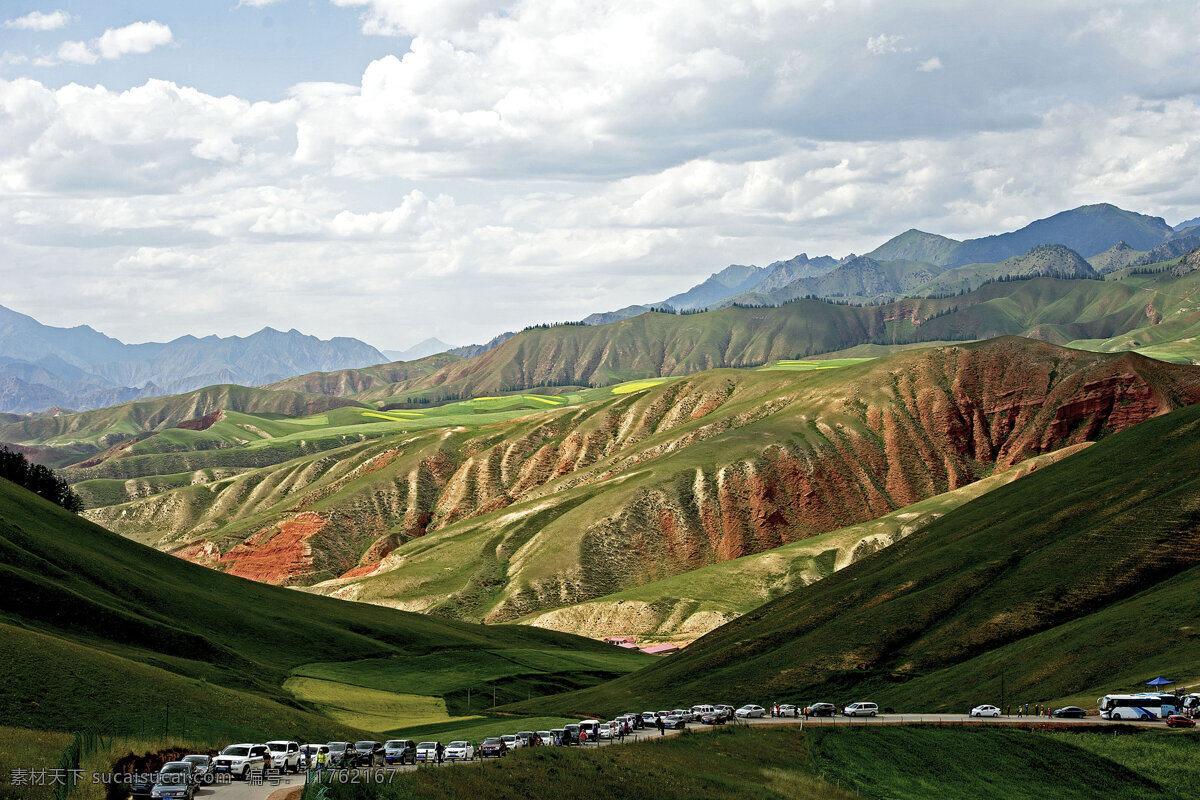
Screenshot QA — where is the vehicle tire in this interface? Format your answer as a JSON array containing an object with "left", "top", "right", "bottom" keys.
[{"left": 871, "top": 712, "right": 877, "bottom": 717}]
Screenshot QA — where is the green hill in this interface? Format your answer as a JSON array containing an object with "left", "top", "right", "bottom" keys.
[
  {"left": 0, "top": 384, "right": 368, "bottom": 468},
  {"left": 0, "top": 477, "right": 649, "bottom": 740},
  {"left": 514, "top": 445, "right": 1086, "bottom": 642},
  {"left": 77, "top": 338, "right": 1200, "bottom": 640},
  {"left": 508, "top": 399, "right": 1200, "bottom": 717}
]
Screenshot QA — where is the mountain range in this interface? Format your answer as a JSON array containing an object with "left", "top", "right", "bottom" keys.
[
  {"left": 0, "top": 305, "right": 389, "bottom": 414},
  {"left": 3, "top": 203, "right": 1194, "bottom": 416}
]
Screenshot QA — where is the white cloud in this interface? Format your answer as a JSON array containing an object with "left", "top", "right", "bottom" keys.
[
  {"left": 4, "top": 10, "right": 72, "bottom": 31},
  {"left": 55, "top": 40, "right": 97, "bottom": 65},
  {"left": 96, "top": 21, "right": 173, "bottom": 60},
  {"left": 866, "top": 34, "right": 910, "bottom": 55},
  {"left": 237, "top": 0, "right": 288, "bottom": 8},
  {"left": 917, "top": 56, "right": 943, "bottom": 72},
  {"left": 49, "top": 20, "right": 173, "bottom": 66},
  {"left": 3, "top": 1, "right": 1200, "bottom": 348}
]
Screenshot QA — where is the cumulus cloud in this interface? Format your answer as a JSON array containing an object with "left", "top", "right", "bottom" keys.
[
  {"left": 53, "top": 20, "right": 172, "bottom": 65},
  {"left": 5, "top": 9, "right": 71, "bottom": 30},
  {"left": 917, "top": 56, "right": 943, "bottom": 72}
]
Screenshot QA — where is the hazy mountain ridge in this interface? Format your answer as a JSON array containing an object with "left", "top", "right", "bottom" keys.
[
  {"left": 382, "top": 338, "right": 457, "bottom": 362},
  {"left": 0, "top": 305, "right": 388, "bottom": 413}
]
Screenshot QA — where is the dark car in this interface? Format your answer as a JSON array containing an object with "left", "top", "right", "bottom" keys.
[
  {"left": 1052, "top": 706, "right": 1088, "bottom": 719},
  {"left": 383, "top": 740, "right": 416, "bottom": 765},
  {"left": 151, "top": 763, "right": 195, "bottom": 800},
  {"left": 1165, "top": 715, "right": 1196, "bottom": 728},
  {"left": 353, "top": 741, "right": 384, "bottom": 767},
  {"left": 180, "top": 756, "right": 213, "bottom": 785},
  {"left": 808, "top": 703, "right": 837, "bottom": 717},
  {"left": 479, "top": 738, "right": 507, "bottom": 758},
  {"left": 325, "top": 742, "right": 356, "bottom": 769},
  {"left": 129, "top": 773, "right": 157, "bottom": 800},
  {"left": 562, "top": 724, "right": 582, "bottom": 745},
  {"left": 700, "top": 712, "right": 727, "bottom": 725}
]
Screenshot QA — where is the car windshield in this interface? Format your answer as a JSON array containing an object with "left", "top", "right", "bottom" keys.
[
  {"left": 156, "top": 774, "right": 188, "bottom": 786},
  {"left": 182, "top": 757, "right": 207, "bottom": 765},
  {"left": 482, "top": 738, "right": 500, "bottom": 745},
  {"left": 269, "top": 745, "right": 287, "bottom": 751},
  {"left": 354, "top": 742, "right": 374, "bottom": 749},
  {"left": 418, "top": 742, "right": 437, "bottom": 749},
  {"left": 449, "top": 742, "right": 468, "bottom": 748},
  {"left": 385, "top": 741, "right": 403, "bottom": 748},
  {"left": 327, "top": 742, "right": 348, "bottom": 749},
  {"left": 221, "top": 747, "right": 250, "bottom": 757}
]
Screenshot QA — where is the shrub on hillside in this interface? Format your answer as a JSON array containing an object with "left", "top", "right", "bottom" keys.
[{"left": 0, "top": 446, "right": 83, "bottom": 512}]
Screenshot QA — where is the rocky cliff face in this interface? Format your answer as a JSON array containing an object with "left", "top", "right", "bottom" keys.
[{"left": 85, "top": 338, "right": 1200, "bottom": 625}]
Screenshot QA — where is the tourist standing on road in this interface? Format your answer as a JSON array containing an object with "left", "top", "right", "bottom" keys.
[
  {"left": 802, "top": 706, "right": 809, "bottom": 720},
  {"left": 793, "top": 705, "right": 799, "bottom": 718},
  {"left": 657, "top": 717, "right": 665, "bottom": 736},
  {"left": 436, "top": 742, "right": 444, "bottom": 765}
]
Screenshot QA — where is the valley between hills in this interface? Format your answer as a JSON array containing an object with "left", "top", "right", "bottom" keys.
[{"left": 5, "top": 224, "right": 1200, "bottom": 647}]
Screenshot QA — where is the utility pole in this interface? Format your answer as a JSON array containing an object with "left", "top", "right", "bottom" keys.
[
  {"left": 467, "top": 687, "right": 471, "bottom": 712},
  {"left": 1001, "top": 671, "right": 1006, "bottom": 716}
]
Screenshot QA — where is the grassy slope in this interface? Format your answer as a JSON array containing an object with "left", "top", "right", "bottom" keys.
[
  {"left": 508, "top": 401, "right": 1200, "bottom": 717},
  {"left": 0, "top": 385, "right": 369, "bottom": 468},
  {"left": 321, "top": 725, "right": 1196, "bottom": 800},
  {"left": 0, "top": 478, "right": 643, "bottom": 739},
  {"left": 515, "top": 445, "right": 1087, "bottom": 640}
]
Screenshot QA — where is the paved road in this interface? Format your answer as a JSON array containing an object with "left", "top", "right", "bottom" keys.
[{"left": 205, "top": 713, "right": 1174, "bottom": 800}]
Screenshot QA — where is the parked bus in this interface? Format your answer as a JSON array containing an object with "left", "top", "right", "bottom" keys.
[{"left": 1098, "top": 693, "right": 1177, "bottom": 720}]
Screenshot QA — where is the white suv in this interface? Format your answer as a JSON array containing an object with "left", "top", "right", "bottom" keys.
[
  {"left": 266, "top": 741, "right": 301, "bottom": 773},
  {"left": 843, "top": 702, "right": 878, "bottom": 717},
  {"left": 213, "top": 744, "right": 270, "bottom": 779}
]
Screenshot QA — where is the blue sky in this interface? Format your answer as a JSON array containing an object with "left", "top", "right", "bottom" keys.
[
  {"left": 1, "top": 1, "right": 1199, "bottom": 350},
  {"left": 2, "top": 2, "right": 397, "bottom": 99}
]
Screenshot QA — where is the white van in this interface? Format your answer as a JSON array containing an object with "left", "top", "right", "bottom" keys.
[
  {"left": 690, "top": 705, "right": 715, "bottom": 720},
  {"left": 578, "top": 720, "right": 601, "bottom": 739},
  {"left": 843, "top": 702, "right": 878, "bottom": 717}
]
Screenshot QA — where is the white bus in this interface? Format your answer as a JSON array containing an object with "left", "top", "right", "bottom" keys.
[{"left": 1098, "top": 693, "right": 1177, "bottom": 720}]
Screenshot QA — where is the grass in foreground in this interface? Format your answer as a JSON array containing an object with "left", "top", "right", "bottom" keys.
[{"left": 320, "top": 725, "right": 1197, "bottom": 800}]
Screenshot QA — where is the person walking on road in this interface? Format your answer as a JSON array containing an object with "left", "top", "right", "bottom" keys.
[
  {"left": 435, "top": 742, "right": 444, "bottom": 765},
  {"left": 657, "top": 717, "right": 665, "bottom": 736},
  {"left": 315, "top": 749, "right": 327, "bottom": 773}
]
